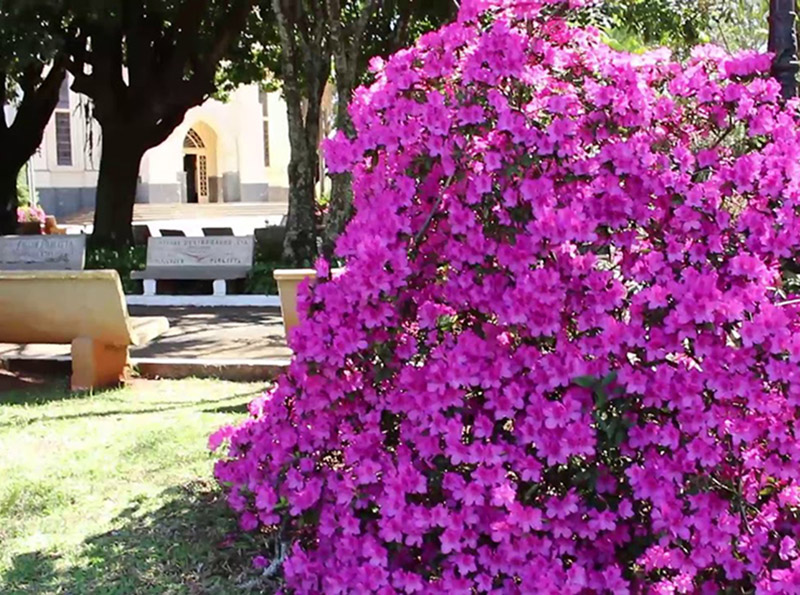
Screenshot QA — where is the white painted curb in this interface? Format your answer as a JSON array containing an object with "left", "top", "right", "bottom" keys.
[
  {"left": 126, "top": 295, "right": 282, "bottom": 307},
  {"left": 132, "top": 357, "right": 292, "bottom": 366}
]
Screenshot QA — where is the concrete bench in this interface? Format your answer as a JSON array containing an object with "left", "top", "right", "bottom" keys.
[
  {"left": 0, "top": 235, "right": 85, "bottom": 270},
  {"left": 132, "top": 236, "right": 255, "bottom": 297},
  {"left": 0, "top": 270, "right": 169, "bottom": 390}
]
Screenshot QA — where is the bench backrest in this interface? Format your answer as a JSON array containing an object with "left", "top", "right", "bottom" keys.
[
  {"left": 0, "top": 235, "right": 86, "bottom": 270},
  {"left": 202, "top": 227, "right": 234, "bottom": 236},
  {"left": 144, "top": 236, "right": 254, "bottom": 273},
  {"left": 132, "top": 224, "right": 151, "bottom": 246},
  {"left": 0, "top": 270, "right": 134, "bottom": 345}
]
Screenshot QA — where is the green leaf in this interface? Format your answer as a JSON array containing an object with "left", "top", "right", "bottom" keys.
[
  {"left": 574, "top": 375, "right": 597, "bottom": 389},
  {"left": 594, "top": 390, "right": 607, "bottom": 408},
  {"left": 601, "top": 371, "right": 618, "bottom": 387}
]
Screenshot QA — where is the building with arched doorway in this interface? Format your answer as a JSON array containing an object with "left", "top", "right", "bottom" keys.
[
  {"left": 28, "top": 78, "right": 316, "bottom": 218},
  {"left": 182, "top": 127, "right": 213, "bottom": 203}
]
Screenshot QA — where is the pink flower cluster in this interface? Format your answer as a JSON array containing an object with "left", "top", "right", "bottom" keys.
[
  {"left": 16, "top": 205, "right": 45, "bottom": 224},
  {"left": 213, "top": 1, "right": 800, "bottom": 592}
]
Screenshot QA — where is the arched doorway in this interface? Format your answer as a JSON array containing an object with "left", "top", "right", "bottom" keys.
[{"left": 183, "top": 128, "right": 207, "bottom": 203}]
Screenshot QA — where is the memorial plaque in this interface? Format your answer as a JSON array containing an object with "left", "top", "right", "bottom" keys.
[
  {"left": 0, "top": 235, "right": 86, "bottom": 270},
  {"left": 146, "top": 236, "right": 254, "bottom": 267}
]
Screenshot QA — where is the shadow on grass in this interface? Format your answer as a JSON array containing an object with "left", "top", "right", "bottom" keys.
[
  {"left": 0, "top": 388, "right": 264, "bottom": 429},
  {"left": 1, "top": 481, "right": 278, "bottom": 595},
  {"left": 203, "top": 402, "right": 252, "bottom": 415},
  {"left": 0, "top": 377, "right": 74, "bottom": 407},
  {"left": 0, "top": 373, "right": 143, "bottom": 408}
]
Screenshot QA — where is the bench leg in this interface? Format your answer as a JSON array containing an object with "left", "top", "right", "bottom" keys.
[
  {"left": 213, "top": 279, "right": 227, "bottom": 296},
  {"left": 143, "top": 279, "right": 157, "bottom": 296},
  {"left": 71, "top": 338, "right": 130, "bottom": 392}
]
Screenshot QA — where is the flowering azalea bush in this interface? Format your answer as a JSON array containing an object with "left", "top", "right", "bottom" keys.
[{"left": 213, "top": 0, "right": 800, "bottom": 591}]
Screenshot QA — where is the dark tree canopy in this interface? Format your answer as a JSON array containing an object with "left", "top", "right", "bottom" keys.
[
  {"left": 54, "top": 0, "right": 254, "bottom": 248},
  {"left": 594, "top": 0, "right": 769, "bottom": 56},
  {"left": 335, "top": 0, "right": 458, "bottom": 91},
  {"left": 62, "top": 0, "right": 252, "bottom": 147}
]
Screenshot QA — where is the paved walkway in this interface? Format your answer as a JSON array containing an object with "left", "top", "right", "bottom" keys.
[{"left": 0, "top": 306, "right": 292, "bottom": 362}]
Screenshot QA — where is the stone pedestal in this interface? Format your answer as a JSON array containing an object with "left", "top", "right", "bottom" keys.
[
  {"left": 71, "top": 337, "right": 129, "bottom": 391},
  {"left": 212, "top": 279, "right": 227, "bottom": 296}
]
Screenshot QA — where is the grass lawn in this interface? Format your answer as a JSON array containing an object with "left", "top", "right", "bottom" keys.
[{"left": 0, "top": 376, "right": 275, "bottom": 594}]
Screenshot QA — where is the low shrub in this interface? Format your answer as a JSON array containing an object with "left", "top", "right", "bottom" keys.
[
  {"left": 244, "top": 229, "right": 286, "bottom": 295},
  {"left": 213, "top": 0, "right": 800, "bottom": 592},
  {"left": 86, "top": 245, "right": 146, "bottom": 295},
  {"left": 245, "top": 260, "right": 281, "bottom": 295}
]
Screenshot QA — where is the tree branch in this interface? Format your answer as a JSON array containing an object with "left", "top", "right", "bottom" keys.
[
  {"left": 326, "top": 0, "right": 349, "bottom": 79},
  {"left": 329, "top": 0, "right": 377, "bottom": 128},
  {"left": 272, "top": 0, "right": 304, "bottom": 129},
  {"left": 390, "top": 0, "right": 414, "bottom": 56},
  {"left": 164, "top": 0, "right": 211, "bottom": 83},
  {"left": 351, "top": 0, "right": 379, "bottom": 61},
  {"left": 18, "top": 62, "right": 43, "bottom": 97},
  {"left": 65, "top": 57, "right": 97, "bottom": 97},
  {"left": 305, "top": 1, "right": 330, "bottom": 143},
  {"left": 63, "top": 25, "right": 98, "bottom": 93},
  {"left": 144, "top": 108, "right": 188, "bottom": 148},
  {"left": 125, "top": 0, "right": 157, "bottom": 97},
  {"left": 295, "top": 4, "right": 317, "bottom": 81},
  {"left": 7, "top": 56, "right": 66, "bottom": 168},
  {"left": 207, "top": 0, "right": 254, "bottom": 66},
  {"left": 0, "top": 70, "right": 7, "bottom": 131}
]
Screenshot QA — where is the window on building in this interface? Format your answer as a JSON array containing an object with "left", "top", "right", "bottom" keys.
[
  {"left": 260, "top": 90, "right": 270, "bottom": 167},
  {"left": 57, "top": 78, "right": 70, "bottom": 109},
  {"left": 55, "top": 114, "right": 72, "bottom": 166},
  {"left": 55, "top": 79, "right": 72, "bottom": 166}
]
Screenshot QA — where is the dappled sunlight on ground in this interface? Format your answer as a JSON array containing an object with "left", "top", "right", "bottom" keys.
[{"left": 0, "top": 378, "right": 277, "bottom": 594}]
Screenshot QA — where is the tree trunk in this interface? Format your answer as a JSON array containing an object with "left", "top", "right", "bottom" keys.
[
  {"left": 322, "top": 173, "right": 353, "bottom": 260},
  {"left": 92, "top": 127, "right": 146, "bottom": 249},
  {"left": 283, "top": 144, "right": 319, "bottom": 266},
  {"left": 321, "top": 4, "right": 361, "bottom": 260},
  {"left": 280, "top": 68, "right": 327, "bottom": 267},
  {"left": 281, "top": 89, "right": 321, "bottom": 267},
  {"left": 0, "top": 165, "right": 18, "bottom": 235},
  {"left": 271, "top": 0, "right": 330, "bottom": 266},
  {"left": 322, "top": 76, "right": 354, "bottom": 260}
]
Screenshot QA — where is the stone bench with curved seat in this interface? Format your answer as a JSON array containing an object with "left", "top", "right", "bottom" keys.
[{"left": 0, "top": 270, "right": 169, "bottom": 390}]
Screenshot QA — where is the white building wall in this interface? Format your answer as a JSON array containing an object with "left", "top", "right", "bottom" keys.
[
  {"left": 32, "top": 79, "right": 101, "bottom": 217},
  {"left": 233, "top": 85, "right": 270, "bottom": 201},
  {"left": 27, "top": 78, "right": 298, "bottom": 218},
  {"left": 266, "top": 92, "right": 291, "bottom": 199}
]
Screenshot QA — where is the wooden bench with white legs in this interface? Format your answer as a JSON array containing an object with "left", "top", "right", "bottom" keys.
[{"left": 0, "top": 270, "right": 169, "bottom": 391}]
